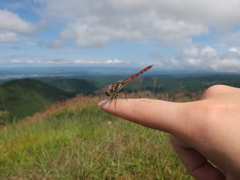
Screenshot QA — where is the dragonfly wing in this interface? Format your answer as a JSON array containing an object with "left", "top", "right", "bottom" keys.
[
  {"left": 94, "top": 88, "right": 104, "bottom": 95},
  {"left": 94, "top": 84, "right": 112, "bottom": 94}
]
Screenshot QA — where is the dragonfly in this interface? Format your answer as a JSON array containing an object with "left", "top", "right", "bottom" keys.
[{"left": 94, "top": 65, "right": 153, "bottom": 103}]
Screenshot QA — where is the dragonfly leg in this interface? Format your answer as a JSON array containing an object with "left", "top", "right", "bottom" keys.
[
  {"left": 109, "top": 98, "right": 113, "bottom": 106},
  {"left": 109, "top": 93, "right": 118, "bottom": 106},
  {"left": 124, "top": 91, "right": 129, "bottom": 101},
  {"left": 114, "top": 98, "right": 117, "bottom": 108}
]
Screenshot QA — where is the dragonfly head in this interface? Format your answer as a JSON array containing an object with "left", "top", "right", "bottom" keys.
[{"left": 105, "top": 91, "right": 111, "bottom": 96}]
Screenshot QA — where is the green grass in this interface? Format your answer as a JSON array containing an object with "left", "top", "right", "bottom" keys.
[{"left": 0, "top": 104, "right": 193, "bottom": 180}]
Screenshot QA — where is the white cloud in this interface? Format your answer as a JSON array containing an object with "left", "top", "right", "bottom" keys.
[
  {"left": 229, "top": 47, "right": 240, "bottom": 53},
  {"left": 73, "top": 59, "right": 126, "bottom": 64},
  {"left": 182, "top": 46, "right": 199, "bottom": 57},
  {"left": 0, "top": 9, "right": 36, "bottom": 34},
  {"left": 10, "top": 59, "right": 21, "bottom": 63},
  {"left": 8, "top": 59, "right": 70, "bottom": 65},
  {"left": 35, "top": 0, "right": 240, "bottom": 47},
  {"left": 25, "top": 60, "right": 37, "bottom": 64},
  {"left": 105, "top": 59, "right": 123, "bottom": 64},
  {"left": 74, "top": 60, "right": 101, "bottom": 64},
  {"left": 9, "top": 59, "right": 41, "bottom": 64},
  {"left": 201, "top": 46, "right": 217, "bottom": 57},
  {"left": 0, "top": 9, "right": 37, "bottom": 42},
  {"left": 59, "top": 12, "right": 207, "bottom": 47},
  {"left": 0, "top": 30, "right": 19, "bottom": 42},
  {"left": 25, "top": 40, "right": 45, "bottom": 48},
  {"left": 167, "top": 45, "right": 240, "bottom": 72},
  {"left": 45, "top": 58, "right": 68, "bottom": 64}
]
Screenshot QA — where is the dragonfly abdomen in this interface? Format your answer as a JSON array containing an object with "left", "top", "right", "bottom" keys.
[{"left": 122, "top": 64, "right": 153, "bottom": 82}]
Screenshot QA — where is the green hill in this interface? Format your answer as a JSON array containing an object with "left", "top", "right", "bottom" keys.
[
  {"left": 49, "top": 78, "right": 97, "bottom": 94},
  {"left": 0, "top": 78, "right": 74, "bottom": 122}
]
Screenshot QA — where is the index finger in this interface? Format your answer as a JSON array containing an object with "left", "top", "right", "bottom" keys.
[{"left": 99, "top": 98, "right": 189, "bottom": 137}]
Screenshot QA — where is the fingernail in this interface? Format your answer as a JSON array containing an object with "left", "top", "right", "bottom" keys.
[{"left": 99, "top": 100, "right": 109, "bottom": 107}]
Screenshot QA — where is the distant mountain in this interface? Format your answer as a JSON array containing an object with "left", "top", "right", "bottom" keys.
[
  {"left": 0, "top": 78, "right": 74, "bottom": 122},
  {"left": 48, "top": 78, "right": 97, "bottom": 94},
  {"left": 3, "top": 66, "right": 235, "bottom": 81}
]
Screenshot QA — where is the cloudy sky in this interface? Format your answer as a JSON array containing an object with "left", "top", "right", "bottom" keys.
[{"left": 1, "top": 0, "right": 240, "bottom": 72}]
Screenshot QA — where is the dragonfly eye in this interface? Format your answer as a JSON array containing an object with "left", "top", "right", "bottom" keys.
[{"left": 105, "top": 91, "right": 111, "bottom": 96}]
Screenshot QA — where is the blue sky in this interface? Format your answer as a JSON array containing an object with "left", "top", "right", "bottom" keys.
[{"left": 1, "top": 0, "right": 240, "bottom": 72}]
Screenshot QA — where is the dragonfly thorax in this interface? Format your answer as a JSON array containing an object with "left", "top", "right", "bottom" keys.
[
  {"left": 104, "top": 82, "right": 121, "bottom": 96},
  {"left": 105, "top": 91, "right": 111, "bottom": 96}
]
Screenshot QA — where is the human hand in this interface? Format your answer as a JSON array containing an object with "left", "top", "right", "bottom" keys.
[{"left": 99, "top": 85, "right": 240, "bottom": 180}]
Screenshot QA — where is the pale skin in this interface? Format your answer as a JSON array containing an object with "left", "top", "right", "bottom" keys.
[{"left": 99, "top": 85, "right": 240, "bottom": 180}]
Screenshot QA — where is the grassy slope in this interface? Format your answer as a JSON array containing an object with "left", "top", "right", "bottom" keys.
[
  {"left": 0, "top": 78, "right": 74, "bottom": 121},
  {"left": 0, "top": 94, "right": 193, "bottom": 180}
]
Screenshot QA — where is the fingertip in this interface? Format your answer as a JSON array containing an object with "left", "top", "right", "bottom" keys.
[{"left": 99, "top": 100, "right": 111, "bottom": 109}]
